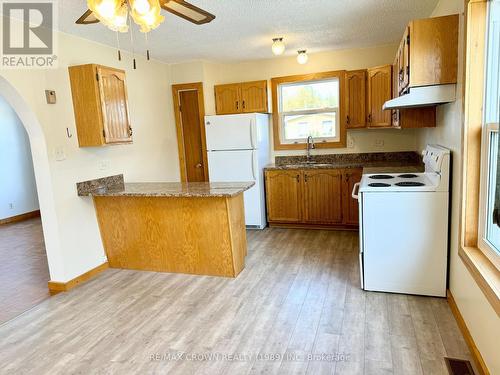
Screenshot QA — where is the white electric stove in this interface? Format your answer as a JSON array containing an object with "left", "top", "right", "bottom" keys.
[{"left": 352, "top": 145, "right": 450, "bottom": 297}]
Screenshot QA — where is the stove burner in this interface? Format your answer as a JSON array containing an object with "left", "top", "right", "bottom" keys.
[
  {"left": 398, "top": 174, "right": 418, "bottom": 178},
  {"left": 395, "top": 181, "right": 425, "bottom": 187},
  {"left": 368, "top": 183, "right": 391, "bottom": 187},
  {"left": 369, "top": 174, "right": 395, "bottom": 180}
]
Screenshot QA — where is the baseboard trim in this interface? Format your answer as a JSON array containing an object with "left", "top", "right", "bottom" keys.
[
  {"left": 48, "top": 262, "right": 109, "bottom": 295},
  {"left": 0, "top": 210, "right": 40, "bottom": 225},
  {"left": 447, "top": 289, "right": 490, "bottom": 375}
]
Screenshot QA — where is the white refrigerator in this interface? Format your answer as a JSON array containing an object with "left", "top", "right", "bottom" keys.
[{"left": 205, "top": 113, "right": 270, "bottom": 229}]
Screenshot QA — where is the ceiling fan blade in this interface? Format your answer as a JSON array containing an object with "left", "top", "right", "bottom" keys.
[
  {"left": 75, "top": 9, "right": 100, "bottom": 25},
  {"left": 161, "top": 0, "right": 215, "bottom": 25}
]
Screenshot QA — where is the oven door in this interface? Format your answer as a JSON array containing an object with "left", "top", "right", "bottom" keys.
[{"left": 352, "top": 183, "right": 364, "bottom": 289}]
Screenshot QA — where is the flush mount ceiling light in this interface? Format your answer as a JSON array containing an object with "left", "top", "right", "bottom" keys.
[
  {"left": 271, "top": 37, "right": 285, "bottom": 56},
  {"left": 297, "top": 50, "right": 308, "bottom": 64}
]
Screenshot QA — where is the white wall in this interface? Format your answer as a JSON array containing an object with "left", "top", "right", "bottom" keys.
[
  {"left": 417, "top": 1, "right": 500, "bottom": 373},
  {"left": 0, "top": 22, "right": 179, "bottom": 283},
  {"left": 171, "top": 44, "right": 420, "bottom": 158},
  {"left": 0, "top": 96, "right": 39, "bottom": 219}
]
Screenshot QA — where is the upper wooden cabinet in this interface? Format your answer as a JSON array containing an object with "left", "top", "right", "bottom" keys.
[
  {"left": 345, "top": 70, "right": 366, "bottom": 129},
  {"left": 395, "top": 14, "right": 459, "bottom": 95},
  {"left": 367, "top": 65, "right": 392, "bottom": 128},
  {"left": 69, "top": 64, "right": 132, "bottom": 147},
  {"left": 215, "top": 80, "right": 268, "bottom": 115}
]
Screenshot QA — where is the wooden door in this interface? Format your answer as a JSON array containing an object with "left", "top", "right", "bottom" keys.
[
  {"left": 97, "top": 66, "right": 132, "bottom": 144},
  {"left": 343, "top": 168, "right": 362, "bottom": 226},
  {"left": 345, "top": 70, "right": 366, "bottom": 129},
  {"left": 240, "top": 80, "right": 268, "bottom": 113},
  {"left": 303, "top": 169, "right": 343, "bottom": 224},
  {"left": 367, "top": 65, "right": 392, "bottom": 128},
  {"left": 265, "top": 170, "right": 302, "bottom": 223},
  {"left": 215, "top": 83, "right": 241, "bottom": 114},
  {"left": 179, "top": 90, "right": 207, "bottom": 182}
]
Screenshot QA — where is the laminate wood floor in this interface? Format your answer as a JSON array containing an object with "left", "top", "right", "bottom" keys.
[
  {"left": 0, "top": 228, "right": 474, "bottom": 375},
  {"left": 0, "top": 217, "right": 50, "bottom": 325}
]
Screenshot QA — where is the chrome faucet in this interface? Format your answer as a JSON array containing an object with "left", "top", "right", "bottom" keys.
[{"left": 306, "top": 135, "right": 315, "bottom": 162}]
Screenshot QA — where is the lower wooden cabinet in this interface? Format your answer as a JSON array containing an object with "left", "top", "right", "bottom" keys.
[
  {"left": 265, "top": 168, "right": 362, "bottom": 228},
  {"left": 265, "top": 169, "right": 302, "bottom": 223}
]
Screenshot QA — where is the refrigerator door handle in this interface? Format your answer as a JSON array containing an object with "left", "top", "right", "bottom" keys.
[
  {"left": 252, "top": 150, "right": 257, "bottom": 180},
  {"left": 249, "top": 120, "right": 255, "bottom": 149}
]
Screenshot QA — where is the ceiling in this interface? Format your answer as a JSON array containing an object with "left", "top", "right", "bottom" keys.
[{"left": 58, "top": 0, "right": 440, "bottom": 64}]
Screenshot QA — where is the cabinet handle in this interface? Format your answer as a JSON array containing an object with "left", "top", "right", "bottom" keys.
[
  {"left": 236, "top": 101, "right": 239, "bottom": 110},
  {"left": 242, "top": 100, "right": 246, "bottom": 110},
  {"left": 346, "top": 115, "right": 350, "bottom": 125},
  {"left": 296, "top": 174, "right": 300, "bottom": 183},
  {"left": 368, "top": 114, "right": 372, "bottom": 123},
  {"left": 128, "top": 126, "right": 133, "bottom": 137},
  {"left": 304, "top": 174, "right": 308, "bottom": 182}
]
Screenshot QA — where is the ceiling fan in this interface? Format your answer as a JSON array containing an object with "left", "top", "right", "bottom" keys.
[{"left": 76, "top": 0, "right": 215, "bottom": 33}]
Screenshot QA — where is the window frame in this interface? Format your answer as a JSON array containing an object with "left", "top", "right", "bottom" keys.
[
  {"left": 477, "top": 122, "right": 500, "bottom": 269},
  {"left": 270, "top": 70, "right": 346, "bottom": 150}
]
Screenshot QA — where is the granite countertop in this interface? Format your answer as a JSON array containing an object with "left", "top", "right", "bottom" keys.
[
  {"left": 265, "top": 151, "right": 424, "bottom": 171},
  {"left": 77, "top": 175, "right": 254, "bottom": 198}
]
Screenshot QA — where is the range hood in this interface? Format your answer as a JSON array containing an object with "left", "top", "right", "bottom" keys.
[{"left": 383, "top": 84, "right": 456, "bottom": 110}]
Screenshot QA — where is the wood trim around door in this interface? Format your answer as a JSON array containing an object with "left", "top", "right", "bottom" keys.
[{"left": 172, "top": 82, "right": 208, "bottom": 182}]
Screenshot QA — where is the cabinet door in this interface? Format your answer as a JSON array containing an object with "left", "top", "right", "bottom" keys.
[
  {"left": 343, "top": 168, "right": 362, "bottom": 225},
  {"left": 402, "top": 27, "right": 410, "bottom": 92},
  {"left": 265, "top": 170, "right": 302, "bottom": 222},
  {"left": 241, "top": 80, "right": 268, "bottom": 113},
  {"left": 215, "top": 84, "right": 241, "bottom": 114},
  {"left": 303, "top": 169, "right": 343, "bottom": 224},
  {"left": 345, "top": 70, "right": 366, "bottom": 129},
  {"left": 367, "top": 65, "right": 392, "bottom": 128},
  {"left": 97, "top": 66, "right": 132, "bottom": 144}
]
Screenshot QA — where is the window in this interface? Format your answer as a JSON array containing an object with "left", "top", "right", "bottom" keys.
[
  {"left": 271, "top": 71, "right": 346, "bottom": 150},
  {"left": 478, "top": 1, "right": 500, "bottom": 269}
]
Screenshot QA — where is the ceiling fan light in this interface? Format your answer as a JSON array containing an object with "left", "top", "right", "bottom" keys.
[
  {"left": 87, "top": 0, "right": 120, "bottom": 22},
  {"left": 130, "top": 0, "right": 164, "bottom": 33},
  {"left": 132, "top": 0, "right": 151, "bottom": 15},
  {"left": 297, "top": 50, "right": 308, "bottom": 64},
  {"left": 272, "top": 37, "right": 285, "bottom": 56}
]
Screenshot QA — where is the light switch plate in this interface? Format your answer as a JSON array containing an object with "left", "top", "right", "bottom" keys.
[
  {"left": 347, "top": 135, "right": 355, "bottom": 149},
  {"left": 374, "top": 139, "right": 385, "bottom": 148},
  {"left": 45, "top": 90, "right": 56, "bottom": 104},
  {"left": 98, "top": 160, "right": 110, "bottom": 171}
]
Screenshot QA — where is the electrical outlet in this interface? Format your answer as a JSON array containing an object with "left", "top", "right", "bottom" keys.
[
  {"left": 98, "top": 160, "right": 110, "bottom": 171},
  {"left": 347, "top": 135, "right": 355, "bottom": 149},
  {"left": 374, "top": 139, "right": 385, "bottom": 148},
  {"left": 54, "top": 146, "right": 66, "bottom": 161}
]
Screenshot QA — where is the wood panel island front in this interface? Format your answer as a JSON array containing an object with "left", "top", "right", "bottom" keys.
[{"left": 77, "top": 175, "right": 254, "bottom": 277}]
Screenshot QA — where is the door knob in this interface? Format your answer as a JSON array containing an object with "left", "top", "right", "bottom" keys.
[{"left": 195, "top": 163, "right": 202, "bottom": 168}]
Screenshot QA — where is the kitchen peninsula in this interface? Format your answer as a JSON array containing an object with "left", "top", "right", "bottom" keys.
[{"left": 77, "top": 175, "right": 254, "bottom": 277}]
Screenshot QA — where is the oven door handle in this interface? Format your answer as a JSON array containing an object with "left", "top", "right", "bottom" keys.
[{"left": 351, "top": 182, "right": 361, "bottom": 200}]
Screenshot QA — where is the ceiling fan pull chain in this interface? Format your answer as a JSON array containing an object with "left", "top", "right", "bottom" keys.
[
  {"left": 128, "top": 15, "right": 137, "bottom": 70},
  {"left": 115, "top": 31, "right": 122, "bottom": 61},
  {"left": 145, "top": 32, "right": 150, "bottom": 61}
]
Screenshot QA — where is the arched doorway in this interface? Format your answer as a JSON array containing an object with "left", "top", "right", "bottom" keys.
[{"left": 0, "top": 76, "right": 63, "bottom": 315}]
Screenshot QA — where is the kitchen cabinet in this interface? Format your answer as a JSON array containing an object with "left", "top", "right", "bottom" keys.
[
  {"left": 343, "top": 168, "right": 362, "bottom": 225},
  {"left": 215, "top": 80, "right": 268, "bottom": 115},
  {"left": 303, "top": 169, "right": 343, "bottom": 224},
  {"left": 69, "top": 64, "right": 133, "bottom": 147},
  {"left": 367, "top": 65, "right": 392, "bottom": 128},
  {"left": 394, "top": 14, "right": 458, "bottom": 95},
  {"left": 345, "top": 70, "right": 367, "bottom": 129},
  {"left": 265, "top": 169, "right": 302, "bottom": 223},
  {"left": 265, "top": 168, "right": 360, "bottom": 228}
]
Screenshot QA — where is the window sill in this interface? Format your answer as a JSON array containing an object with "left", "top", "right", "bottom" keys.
[
  {"left": 459, "top": 246, "right": 500, "bottom": 315},
  {"left": 273, "top": 140, "right": 347, "bottom": 150}
]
